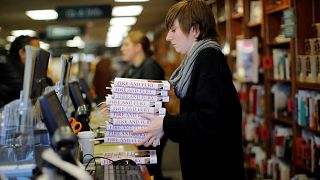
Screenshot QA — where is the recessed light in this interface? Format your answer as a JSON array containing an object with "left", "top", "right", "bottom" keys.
[{"left": 26, "top": 9, "right": 58, "bottom": 20}]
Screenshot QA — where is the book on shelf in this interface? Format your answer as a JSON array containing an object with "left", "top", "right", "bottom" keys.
[
  {"left": 100, "top": 150, "right": 157, "bottom": 165},
  {"left": 235, "top": 37, "right": 259, "bottom": 83},
  {"left": 109, "top": 105, "right": 166, "bottom": 115},
  {"left": 106, "top": 97, "right": 162, "bottom": 108},
  {"left": 110, "top": 93, "right": 169, "bottom": 102},
  {"left": 110, "top": 118, "right": 150, "bottom": 126},
  {"left": 110, "top": 86, "right": 168, "bottom": 96},
  {"left": 248, "top": 1, "right": 262, "bottom": 25},
  {"left": 113, "top": 77, "right": 170, "bottom": 90}
]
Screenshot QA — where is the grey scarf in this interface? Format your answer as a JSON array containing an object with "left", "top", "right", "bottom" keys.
[{"left": 169, "top": 39, "right": 221, "bottom": 98}]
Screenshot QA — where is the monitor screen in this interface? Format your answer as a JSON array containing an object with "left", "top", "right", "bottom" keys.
[
  {"left": 31, "top": 48, "right": 50, "bottom": 100},
  {"left": 69, "top": 81, "right": 86, "bottom": 110},
  {"left": 78, "top": 78, "right": 94, "bottom": 108},
  {"left": 39, "top": 91, "right": 70, "bottom": 137}
]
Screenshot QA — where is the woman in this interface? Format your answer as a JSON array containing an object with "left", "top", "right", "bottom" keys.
[
  {"left": 0, "top": 35, "right": 33, "bottom": 107},
  {"left": 133, "top": 1, "right": 245, "bottom": 179},
  {"left": 120, "top": 30, "right": 168, "bottom": 180}
]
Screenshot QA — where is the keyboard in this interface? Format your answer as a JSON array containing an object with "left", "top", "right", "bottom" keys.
[{"left": 95, "top": 165, "right": 144, "bottom": 180}]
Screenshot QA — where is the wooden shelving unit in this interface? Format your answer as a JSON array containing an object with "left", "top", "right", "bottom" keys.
[{"left": 214, "top": 0, "right": 320, "bottom": 179}]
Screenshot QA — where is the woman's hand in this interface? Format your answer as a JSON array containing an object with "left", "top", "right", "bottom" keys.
[{"left": 133, "top": 113, "right": 164, "bottom": 147}]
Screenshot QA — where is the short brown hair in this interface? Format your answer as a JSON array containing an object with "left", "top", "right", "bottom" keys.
[{"left": 165, "top": 0, "right": 218, "bottom": 41}]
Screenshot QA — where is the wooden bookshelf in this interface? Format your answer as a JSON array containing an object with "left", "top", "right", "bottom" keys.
[{"left": 215, "top": 0, "right": 320, "bottom": 179}]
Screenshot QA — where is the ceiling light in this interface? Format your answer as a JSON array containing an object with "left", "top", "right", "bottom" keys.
[
  {"left": 6, "top": 36, "right": 15, "bottom": 42},
  {"left": 66, "top": 36, "right": 85, "bottom": 49},
  {"left": 110, "top": 17, "right": 137, "bottom": 26},
  {"left": 26, "top": 9, "right": 58, "bottom": 20},
  {"left": 114, "top": 0, "right": 149, "bottom": 2},
  {"left": 11, "top": 29, "right": 37, "bottom": 37},
  {"left": 112, "top": 5, "right": 143, "bottom": 16}
]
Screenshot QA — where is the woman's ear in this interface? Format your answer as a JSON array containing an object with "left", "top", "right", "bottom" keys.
[
  {"left": 191, "top": 25, "right": 200, "bottom": 39},
  {"left": 19, "top": 48, "right": 26, "bottom": 64}
]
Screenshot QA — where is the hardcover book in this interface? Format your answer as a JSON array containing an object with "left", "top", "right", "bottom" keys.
[
  {"left": 113, "top": 77, "right": 170, "bottom": 90},
  {"left": 109, "top": 105, "right": 166, "bottom": 115},
  {"left": 100, "top": 150, "right": 157, "bottom": 165},
  {"left": 110, "top": 118, "right": 150, "bottom": 126},
  {"left": 106, "top": 98, "right": 162, "bottom": 108},
  {"left": 111, "top": 86, "right": 168, "bottom": 96},
  {"left": 110, "top": 93, "right": 169, "bottom": 102}
]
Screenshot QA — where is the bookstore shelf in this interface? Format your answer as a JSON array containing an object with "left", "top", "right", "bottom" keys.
[
  {"left": 213, "top": 0, "right": 320, "bottom": 179},
  {"left": 296, "top": 82, "right": 320, "bottom": 90},
  {"left": 265, "top": 4, "right": 290, "bottom": 15},
  {"left": 232, "top": 13, "right": 244, "bottom": 19},
  {"left": 269, "top": 116, "right": 293, "bottom": 126},
  {"left": 297, "top": 125, "right": 320, "bottom": 135},
  {"left": 267, "top": 78, "right": 291, "bottom": 84}
]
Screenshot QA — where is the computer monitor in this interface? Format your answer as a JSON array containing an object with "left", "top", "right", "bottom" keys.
[
  {"left": 68, "top": 81, "right": 90, "bottom": 131},
  {"left": 78, "top": 78, "right": 94, "bottom": 110},
  {"left": 39, "top": 90, "right": 77, "bottom": 149},
  {"left": 30, "top": 48, "right": 50, "bottom": 101}
]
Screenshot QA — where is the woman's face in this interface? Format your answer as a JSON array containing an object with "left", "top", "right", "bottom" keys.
[
  {"left": 120, "top": 37, "right": 137, "bottom": 62},
  {"left": 166, "top": 19, "right": 196, "bottom": 54}
]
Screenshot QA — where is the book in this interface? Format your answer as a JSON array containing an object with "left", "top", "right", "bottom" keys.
[
  {"left": 110, "top": 112, "right": 164, "bottom": 119},
  {"left": 100, "top": 150, "right": 157, "bottom": 165},
  {"left": 110, "top": 93, "right": 169, "bottom": 102},
  {"left": 111, "top": 86, "right": 168, "bottom": 96},
  {"left": 113, "top": 77, "right": 170, "bottom": 90},
  {"left": 109, "top": 105, "right": 166, "bottom": 115},
  {"left": 235, "top": 37, "right": 259, "bottom": 83},
  {"left": 248, "top": 1, "right": 262, "bottom": 25},
  {"left": 110, "top": 118, "right": 150, "bottom": 126},
  {"left": 106, "top": 123, "right": 147, "bottom": 131},
  {"left": 106, "top": 98, "right": 162, "bottom": 108},
  {"left": 104, "top": 136, "right": 143, "bottom": 144},
  {"left": 105, "top": 130, "right": 146, "bottom": 138}
]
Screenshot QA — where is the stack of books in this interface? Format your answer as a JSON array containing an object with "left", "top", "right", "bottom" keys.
[{"left": 104, "top": 77, "right": 170, "bottom": 144}]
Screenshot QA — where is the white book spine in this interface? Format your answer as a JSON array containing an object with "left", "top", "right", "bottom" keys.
[
  {"left": 114, "top": 77, "right": 170, "bottom": 90},
  {"left": 101, "top": 150, "right": 157, "bottom": 165},
  {"left": 109, "top": 105, "right": 166, "bottom": 115},
  {"left": 111, "top": 118, "right": 150, "bottom": 126},
  {"left": 106, "top": 98, "right": 162, "bottom": 108},
  {"left": 105, "top": 130, "right": 146, "bottom": 138},
  {"left": 111, "top": 86, "right": 168, "bottom": 96},
  {"left": 106, "top": 123, "right": 147, "bottom": 131},
  {"left": 112, "top": 93, "right": 169, "bottom": 102},
  {"left": 104, "top": 136, "right": 142, "bottom": 144},
  {"left": 110, "top": 112, "right": 165, "bottom": 119}
]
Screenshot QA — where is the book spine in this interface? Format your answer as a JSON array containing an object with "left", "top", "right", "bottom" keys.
[
  {"left": 110, "top": 112, "right": 165, "bottom": 119},
  {"left": 114, "top": 78, "right": 170, "bottom": 90},
  {"left": 104, "top": 136, "right": 142, "bottom": 144},
  {"left": 109, "top": 105, "right": 166, "bottom": 115},
  {"left": 105, "top": 130, "right": 146, "bottom": 138},
  {"left": 106, "top": 98, "right": 162, "bottom": 108},
  {"left": 111, "top": 86, "right": 168, "bottom": 96},
  {"left": 111, "top": 118, "right": 150, "bottom": 126},
  {"left": 106, "top": 123, "right": 147, "bottom": 131},
  {"left": 112, "top": 93, "right": 169, "bottom": 102}
]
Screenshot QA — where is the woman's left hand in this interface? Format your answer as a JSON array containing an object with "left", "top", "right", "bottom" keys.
[{"left": 132, "top": 113, "right": 164, "bottom": 147}]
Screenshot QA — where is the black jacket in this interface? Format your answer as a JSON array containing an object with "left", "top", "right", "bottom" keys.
[
  {"left": 0, "top": 55, "right": 24, "bottom": 108},
  {"left": 164, "top": 47, "right": 245, "bottom": 180},
  {"left": 121, "top": 58, "right": 164, "bottom": 80}
]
